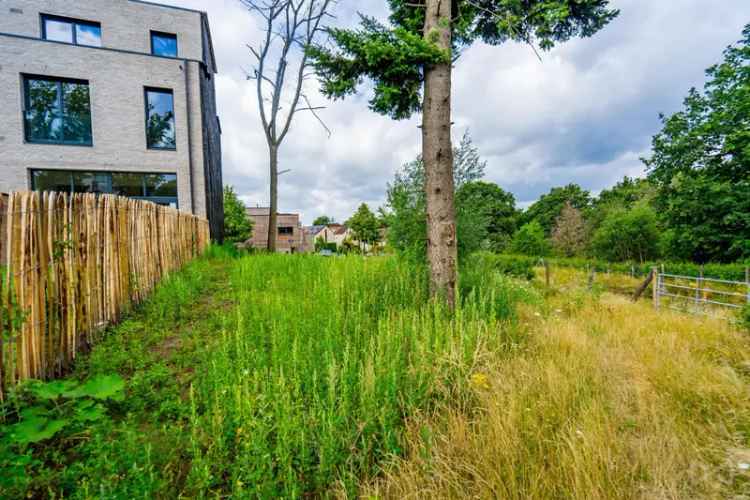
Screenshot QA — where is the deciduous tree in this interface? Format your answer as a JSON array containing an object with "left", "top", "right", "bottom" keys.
[
  {"left": 455, "top": 180, "right": 518, "bottom": 252},
  {"left": 313, "top": 215, "right": 335, "bottom": 225},
  {"left": 551, "top": 202, "right": 587, "bottom": 257},
  {"left": 644, "top": 24, "right": 750, "bottom": 262},
  {"left": 347, "top": 203, "right": 382, "bottom": 251},
  {"left": 240, "top": 0, "right": 335, "bottom": 252},
  {"left": 591, "top": 204, "right": 660, "bottom": 263},
  {"left": 384, "top": 131, "right": 486, "bottom": 261},
  {"left": 511, "top": 221, "right": 550, "bottom": 257},
  {"left": 521, "top": 184, "right": 591, "bottom": 235},
  {"left": 310, "top": 0, "right": 618, "bottom": 307}
]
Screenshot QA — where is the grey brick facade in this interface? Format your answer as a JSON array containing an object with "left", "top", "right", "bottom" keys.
[{"left": 0, "top": 0, "right": 224, "bottom": 240}]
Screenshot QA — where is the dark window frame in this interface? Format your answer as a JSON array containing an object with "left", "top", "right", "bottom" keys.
[
  {"left": 278, "top": 226, "right": 294, "bottom": 235},
  {"left": 30, "top": 169, "right": 179, "bottom": 208},
  {"left": 22, "top": 74, "right": 93, "bottom": 147},
  {"left": 144, "top": 87, "right": 177, "bottom": 151},
  {"left": 40, "top": 14, "right": 102, "bottom": 47},
  {"left": 150, "top": 31, "right": 178, "bottom": 58}
]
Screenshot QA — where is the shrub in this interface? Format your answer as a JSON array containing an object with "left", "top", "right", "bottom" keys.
[
  {"left": 511, "top": 221, "right": 550, "bottom": 257},
  {"left": 223, "top": 186, "right": 253, "bottom": 244},
  {"left": 591, "top": 204, "right": 660, "bottom": 262}
]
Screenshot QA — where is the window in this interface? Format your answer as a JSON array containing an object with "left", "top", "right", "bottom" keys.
[
  {"left": 32, "top": 170, "right": 178, "bottom": 207},
  {"left": 23, "top": 76, "right": 92, "bottom": 146},
  {"left": 278, "top": 227, "right": 294, "bottom": 235},
  {"left": 145, "top": 88, "right": 176, "bottom": 150},
  {"left": 151, "top": 31, "right": 178, "bottom": 57},
  {"left": 42, "top": 15, "right": 101, "bottom": 47}
]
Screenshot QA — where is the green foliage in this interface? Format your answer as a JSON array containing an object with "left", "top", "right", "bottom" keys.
[
  {"left": 511, "top": 221, "right": 551, "bottom": 257},
  {"left": 0, "top": 375, "right": 124, "bottom": 494},
  {"left": 0, "top": 249, "right": 231, "bottom": 499},
  {"left": 644, "top": 24, "right": 750, "bottom": 262},
  {"left": 313, "top": 215, "right": 335, "bottom": 226},
  {"left": 591, "top": 204, "right": 661, "bottom": 263},
  {"left": 657, "top": 173, "right": 750, "bottom": 263},
  {"left": 740, "top": 304, "right": 750, "bottom": 331},
  {"left": 522, "top": 184, "right": 592, "bottom": 235},
  {"left": 223, "top": 186, "right": 253, "bottom": 244},
  {"left": 308, "top": 16, "right": 450, "bottom": 119},
  {"left": 310, "top": 1, "right": 618, "bottom": 119},
  {"left": 0, "top": 248, "right": 534, "bottom": 498},
  {"left": 185, "top": 254, "right": 530, "bottom": 497},
  {"left": 456, "top": 181, "right": 518, "bottom": 252},
  {"left": 385, "top": 131, "right": 500, "bottom": 260},
  {"left": 315, "top": 240, "right": 338, "bottom": 253},
  {"left": 465, "top": 252, "right": 536, "bottom": 281},
  {"left": 347, "top": 203, "right": 381, "bottom": 247},
  {"left": 589, "top": 176, "right": 656, "bottom": 229},
  {"left": 497, "top": 253, "right": 749, "bottom": 282}
]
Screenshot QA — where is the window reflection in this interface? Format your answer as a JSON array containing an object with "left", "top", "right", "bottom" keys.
[
  {"left": 151, "top": 32, "right": 178, "bottom": 57},
  {"left": 42, "top": 15, "right": 101, "bottom": 47},
  {"left": 145, "top": 89, "right": 176, "bottom": 150},
  {"left": 31, "top": 170, "right": 178, "bottom": 206},
  {"left": 24, "top": 76, "right": 92, "bottom": 146}
]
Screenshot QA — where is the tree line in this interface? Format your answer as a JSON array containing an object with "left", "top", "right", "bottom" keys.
[{"left": 381, "top": 24, "right": 750, "bottom": 265}]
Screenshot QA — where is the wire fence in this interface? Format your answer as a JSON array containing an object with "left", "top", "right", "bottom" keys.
[
  {"left": 654, "top": 268, "right": 750, "bottom": 318},
  {"left": 0, "top": 191, "right": 210, "bottom": 399}
]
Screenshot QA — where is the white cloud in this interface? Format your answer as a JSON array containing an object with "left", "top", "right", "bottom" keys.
[{"left": 157, "top": 0, "right": 750, "bottom": 223}]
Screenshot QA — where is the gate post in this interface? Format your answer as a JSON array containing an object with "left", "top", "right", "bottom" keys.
[{"left": 653, "top": 266, "right": 660, "bottom": 309}]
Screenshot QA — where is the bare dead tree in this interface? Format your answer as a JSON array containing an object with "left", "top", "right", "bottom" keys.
[{"left": 240, "top": 0, "right": 334, "bottom": 252}]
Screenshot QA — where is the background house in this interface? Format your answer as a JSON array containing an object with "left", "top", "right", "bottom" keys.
[{"left": 246, "top": 207, "right": 304, "bottom": 253}]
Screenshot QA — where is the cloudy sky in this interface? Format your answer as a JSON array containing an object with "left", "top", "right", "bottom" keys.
[{"left": 159, "top": 0, "right": 749, "bottom": 224}]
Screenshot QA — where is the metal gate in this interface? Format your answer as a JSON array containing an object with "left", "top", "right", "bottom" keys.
[{"left": 654, "top": 269, "right": 749, "bottom": 317}]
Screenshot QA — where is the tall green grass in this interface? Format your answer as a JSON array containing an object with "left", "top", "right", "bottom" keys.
[
  {"left": 1, "top": 251, "right": 536, "bottom": 498},
  {"left": 185, "top": 254, "right": 535, "bottom": 497}
]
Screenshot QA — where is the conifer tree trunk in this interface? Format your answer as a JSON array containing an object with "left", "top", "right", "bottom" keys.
[
  {"left": 267, "top": 144, "right": 278, "bottom": 252},
  {"left": 423, "top": 0, "right": 457, "bottom": 307}
]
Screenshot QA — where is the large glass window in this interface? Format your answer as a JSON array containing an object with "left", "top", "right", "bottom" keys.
[
  {"left": 42, "top": 15, "right": 101, "bottom": 47},
  {"left": 32, "top": 170, "right": 178, "bottom": 207},
  {"left": 151, "top": 31, "right": 178, "bottom": 57},
  {"left": 24, "top": 76, "right": 92, "bottom": 146},
  {"left": 145, "top": 88, "right": 176, "bottom": 150},
  {"left": 30, "top": 170, "right": 72, "bottom": 193}
]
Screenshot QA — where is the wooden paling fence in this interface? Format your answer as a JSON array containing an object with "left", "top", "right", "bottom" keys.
[{"left": 0, "top": 191, "right": 210, "bottom": 398}]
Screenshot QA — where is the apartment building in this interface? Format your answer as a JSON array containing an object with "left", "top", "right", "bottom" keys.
[
  {"left": 245, "top": 207, "right": 305, "bottom": 253},
  {"left": 0, "top": 0, "right": 224, "bottom": 240}
]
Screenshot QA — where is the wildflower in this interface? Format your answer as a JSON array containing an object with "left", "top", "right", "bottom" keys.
[{"left": 470, "top": 373, "right": 490, "bottom": 390}]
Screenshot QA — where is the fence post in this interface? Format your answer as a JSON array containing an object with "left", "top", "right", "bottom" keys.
[
  {"left": 653, "top": 266, "right": 660, "bottom": 309},
  {"left": 746, "top": 266, "right": 749, "bottom": 305},
  {"left": 696, "top": 265, "right": 703, "bottom": 307},
  {"left": 543, "top": 259, "right": 550, "bottom": 287},
  {"left": 588, "top": 268, "right": 595, "bottom": 290}
]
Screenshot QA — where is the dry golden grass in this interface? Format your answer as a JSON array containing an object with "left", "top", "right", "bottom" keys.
[{"left": 362, "top": 291, "right": 750, "bottom": 499}]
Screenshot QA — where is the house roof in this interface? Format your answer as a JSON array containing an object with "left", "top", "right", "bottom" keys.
[
  {"left": 333, "top": 226, "right": 350, "bottom": 235},
  {"left": 305, "top": 225, "right": 326, "bottom": 235},
  {"left": 246, "top": 207, "right": 299, "bottom": 217}
]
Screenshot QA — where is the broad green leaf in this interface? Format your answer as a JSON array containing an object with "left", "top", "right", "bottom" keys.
[
  {"left": 74, "top": 402, "right": 107, "bottom": 422},
  {"left": 67, "top": 374, "right": 125, "bottom": 401},
  {"left": 30, "top": 380, "right": 78, "bottom": 400},
  {"left": 10, "top": 417, "right": 67, "bottom": 444}
]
